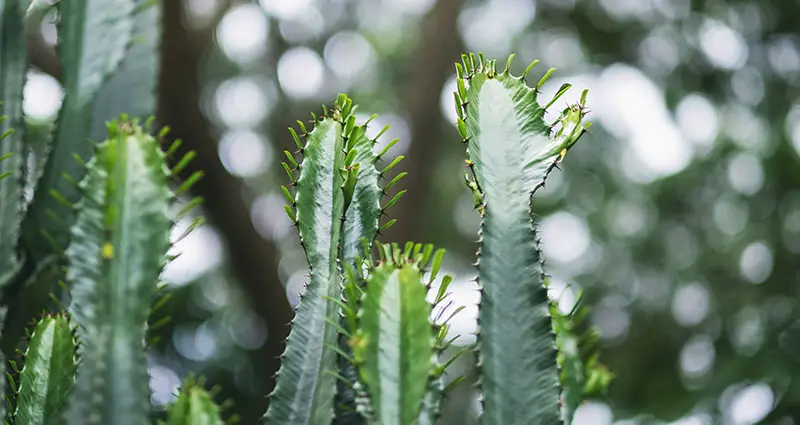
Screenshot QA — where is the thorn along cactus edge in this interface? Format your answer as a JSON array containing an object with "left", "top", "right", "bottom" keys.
[{"left": 0, "top": 0, "right": 610, "bottom": 423}]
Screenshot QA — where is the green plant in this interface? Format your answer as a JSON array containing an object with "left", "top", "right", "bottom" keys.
[
  {"left": 260, "top": 55, "right": 610, "bottom": 425},
  {"left": 0, "top": 0, "right": 609, "bottom": 423}
]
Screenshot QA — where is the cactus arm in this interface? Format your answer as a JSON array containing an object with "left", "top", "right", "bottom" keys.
[
  {"left": 0, "top": 0, "right": 29, "bottom": 287},
  {"left": 22, "top": 0, "right": 136, "bottom": 261},
  {"left": 13, "top": 314, "right": 78, "bottom": 425},
  {"left": 166, "top": 380, "right": 225, "bottom": 425},
  {"left": 347, "top": 244, "right": 437, "bottom": 425},
  {"left": 65, "top": 118, "right": 172, "bottom": 425},
  {"left": 90, "top": 0, "right": 161, "bottom": 142},
  {"left": 456, "top": 54, "right": 590, "bottom": 425},
  {"left": 340, "top": 122, "right": 382, "bottom": 263},
  {"left": 264, "top": 96, "right": 354, "bottom": 425},
  {"left": 334, "top": 116, "right": 400, "bottom": 425}
]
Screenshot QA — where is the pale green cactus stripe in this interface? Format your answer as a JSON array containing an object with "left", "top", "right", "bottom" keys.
[
  {"left": 22, "top": 0, "right": 136, "bottom": 261},
  {"left": 167, "top": 382, "right": 225, "bottom": 425},
  {"left": 460, "top": 57, "right": 589, "bottom": 425},
  {"left": 264, "top": 115, "right": 348, "bottom": 425},
  {"left": 0, "top": 0, "right": 29, "bottom": 287},
  {"left": 356, "top": 264, "right": 433, "bottom": 425},
  {"left": 14, "top": 315, "right": 78, "bottom": 425},
  {"left": 65, "top": 119, "right": 172, "bottom": 425}
]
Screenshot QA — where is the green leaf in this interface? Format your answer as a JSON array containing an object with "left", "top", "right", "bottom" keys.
[
  {"left": 264, "top": 101, "right": 351, "bottom": 425},
  {"left": 166, "top": 379, "right": 225, "bottom": 425},
  {"left": 64, "top": 117, "right": 172, "bottom": 425},
  {"left": 457, "top": 55, "right": 590, "bottom": 425},
  {"left": 352, "top": 259, "right": 434, "bottom": 425},
  {"left": 13, "top": 314, "right": 78, "bottom": 425},
  {"left": 22, "top": 0, "right": 136, "bottom": 261},
  {"left": 0, "top": 0, "right": 29, "bottom": 287}
]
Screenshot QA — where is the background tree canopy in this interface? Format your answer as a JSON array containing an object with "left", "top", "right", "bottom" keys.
[{"left": 24, "top": 0, "right": 800, "bottom": 423}]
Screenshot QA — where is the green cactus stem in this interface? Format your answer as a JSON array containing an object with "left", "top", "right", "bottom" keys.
[
  {"left": 455, "top": 53, "right": 590, "bottom": 425},
  {"left": 12, "top": 314, "right": 78, "bottom": 425},
  {"left": 64, "top": 117, "right": 174, "bottom": 425}
]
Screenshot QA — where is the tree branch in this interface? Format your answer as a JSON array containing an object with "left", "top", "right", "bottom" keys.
[
  {"left": 157, "top": 0, "right": 291, "bottom": 394},
  {"left": 383, "top": 0, "right": 466, "bottom": 243}
]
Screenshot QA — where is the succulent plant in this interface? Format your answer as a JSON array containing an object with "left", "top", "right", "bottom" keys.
[{"left": 0, "top": 0, "right": 609, "bottom": 423}]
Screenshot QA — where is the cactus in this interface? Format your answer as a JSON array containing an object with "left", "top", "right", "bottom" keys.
[
  {"left": 164, "top": 378, "right": 227, "bottom": 425},
  {"left": 454, "top": 53, "right": 592, "bottom": 424},
  {"left": 21, "top": 0, "right": 137, "bottom": 262},
  {"left": 264, "top": 95, "right": 403, "bottom": 425},
  {"left": 0, "top": 0, "right": 28, "bottom": 288},
  {"left": 344, "top": 243, "right": 439, "bottom": 425},
  {"left": 11, "top": 314, "right": 78, "bottom": 425},
  {"left": 63, "top": 117, "right": 176, "bottom": 425},
  {"left": 0, "top": 0, "right": 611, "bottom": 417}
]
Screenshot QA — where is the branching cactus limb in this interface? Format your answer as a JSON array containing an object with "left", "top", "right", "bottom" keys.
[
  {"left": 11, "top": 314, "right": 78, "bottom": 425},
  {"left": 550, "top": 287, "right": 613, "bottom": 424},
  {"left": 22, "top": 0, "right": 136, "bottom": 261},
  {"left": 64, "top": 117, "right": 174, "bottom": 425},
  {"left": 455, "top": 53, "right": 591, "bottom": 425},
  {"left": 265, "top": 94, "right": 364, "bottom": 425},
  {"left": 90, "top": 0, "right": 161, "bottom": 141},
  {"left": 334, "top": 114, "right": 405, "bottom": 425},
  {"left": 164, "top": 378, "right": 229, "bottom": 425},
  {"left": 338, "top": 242, "right": 462, "bottom": 425},
  {"left": 345, "top": 243, "right": 436, "bottom": 425},
  {"left": 0, "top": 0, "right": 30, "bottom": 287}
]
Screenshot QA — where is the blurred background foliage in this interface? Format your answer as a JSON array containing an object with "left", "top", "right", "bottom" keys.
[{"left": 24, "top": 0, "right": 800, "bottom": 423}]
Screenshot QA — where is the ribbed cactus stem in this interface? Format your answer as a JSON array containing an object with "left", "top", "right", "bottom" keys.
[
  {"left": 456, "top": 53, "right": 590, "bottom": 425},
  {"left": 21, "top": 0, "right": 136, "bottom": 261},
  {"left": 13, "top": 314, "right": 78, "bottom": 425},
  {"left": 65, "top": 117, "right": 173, "bottom": 425},
  {"left": 166, "top": 379, "right": 225, "bottom": 425},
  {"left": 0, "top": 0, "right": 29, "bottom": 287}
]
